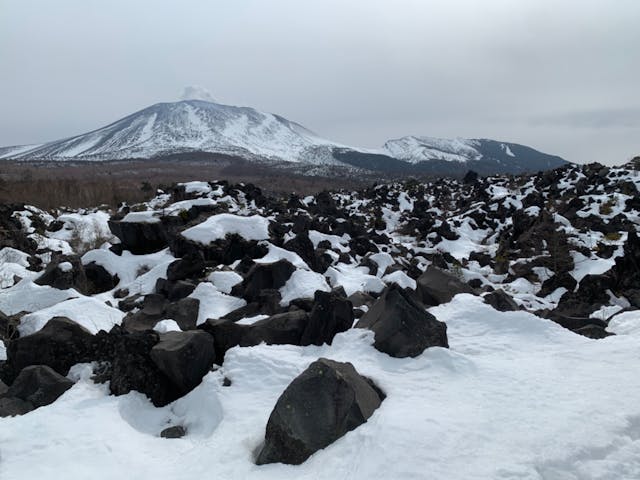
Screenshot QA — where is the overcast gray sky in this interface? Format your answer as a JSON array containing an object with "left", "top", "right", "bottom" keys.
[{"left": 1, "top": 0, "right": 638, "bottom": 164}]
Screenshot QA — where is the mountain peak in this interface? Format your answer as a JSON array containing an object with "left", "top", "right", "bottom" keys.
[
  {"left": 0, "top": 99, "right": 337, "bottom": 164},
  {"left": 0, "top": 101, "right": 569, "bottom": 175}
]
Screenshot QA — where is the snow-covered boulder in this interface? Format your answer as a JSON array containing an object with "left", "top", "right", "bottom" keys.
[
  {"left": 3, "top": 317, "right": 93, "bottom": 382},
  {"left": 301, "top": 290, "right": 353, "bottom": 347}
]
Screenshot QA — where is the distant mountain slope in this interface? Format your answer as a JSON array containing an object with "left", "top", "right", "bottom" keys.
[
  {"left": 0, "top": 100, "right": 569, "bottom": 174},
  {"left": 0, "top": 100, "right": 342, "bottom": 164},
  {"left": 380, "top": 136, "right": 567, "bottom": 172}
]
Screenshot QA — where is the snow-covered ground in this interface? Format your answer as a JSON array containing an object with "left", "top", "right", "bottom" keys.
[
  {"left": 1, "top": 160, "right": 640, "bottom": 479},
  {"left": 1, "top": 296, "right": 640, "bottom": 479}
]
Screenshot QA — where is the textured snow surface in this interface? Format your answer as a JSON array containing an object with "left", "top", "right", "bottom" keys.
[
  {"left": 3, "top": 296, "right": 640, "bottom": 479},
  {"left": 47, "top": 211, "right": 114, "bottom": 251},
  {"left": 381, "top": 270, "right": 416, "bottom": 290},
  {"left": 207, "top": 271, "right": 243, "bottom": 294},
  {"left": 0, "top": 280, "right": 80, "bottom": 316},
  {"left": 325, "top": 264, "right": 386, "bottom": 296},
  {"left": 179, "top": 181, "right": 212, "bottom": 194},
  {"left": 383, "top": 136, "right": 482, "bottom": 163},
  {"left": 121, "top": 211, "right": 161, "bottom": 223},
  {"left": 182, "top": 214, "right": 270, "bottom": 244},
  {"left": 255, "top": 243, "right": 310, "bottom": 270},
  {"left": 153, "top": 319, "right": 182, "bottom": 333},
  {"left": 18, "top": 297, "right": 125, "bottom": 336},
  {"left": 607, "top": 311, "right": 640, "bottom": 337},
  {"left": 279, "top": 269, "right": 331, "bottom": 306},
  {"left": 188, "top": 282, "right": 247, "bottom": 325},
  {"left": 0, "top": 248, "right": 37, "bottom": 288},
  {"left": 82, "top": 248, "right": 175, "bottom": 294}
]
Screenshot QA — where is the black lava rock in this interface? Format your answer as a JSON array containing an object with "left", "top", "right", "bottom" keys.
[
  {"left": 416, "top": 266, "right": 475, "bottom": 306},
  {"left": 3, "top": 317, "right": 93, "bottom": 383},
  {"left": 5, "top": 365, "right": 73, "bottom": 408},
  {"left": 150, "top": 331, "right": 215, "bottom": 393},
  {"left": 356, "top": 285, "right": 448, "bottom": 358},
  {"left": 256, "top": 358, "right": 384, "bottom": 465}
]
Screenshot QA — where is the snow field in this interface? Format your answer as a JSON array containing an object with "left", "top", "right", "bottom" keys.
[{"left": 2, "top": 296, "right": 640, "bottom": 479}]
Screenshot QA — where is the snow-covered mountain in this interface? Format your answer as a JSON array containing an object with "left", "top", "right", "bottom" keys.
[
  {"left": 0, "top": 100, "right": 569, "bottom": 174},
  {"left": 0, "top": 100, "right": 342, "bottom": 164},
  {"left": 381, "top": 136, "right": 567, "bottom": 170},
  {"left": 383, "top": 136, "right": 484, "bottom": 163}
]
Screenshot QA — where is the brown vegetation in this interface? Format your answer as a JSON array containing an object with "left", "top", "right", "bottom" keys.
[{"left": 0, "top": 154, "right": 391, "bottom": 210}]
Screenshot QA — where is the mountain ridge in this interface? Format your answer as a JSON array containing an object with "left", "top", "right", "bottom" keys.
[{"left": 0, "top": 99, "right": 569, "bottom": 174}]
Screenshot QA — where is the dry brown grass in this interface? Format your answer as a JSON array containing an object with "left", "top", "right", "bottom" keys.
[{"left": 0, "top": 154, "right": 387, "bottom": 209}]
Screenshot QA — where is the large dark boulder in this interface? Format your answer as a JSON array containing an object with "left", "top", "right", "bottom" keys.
[
  {"left": 612, "top": 231, "right": 640, "bottom": 293},
  {"left": 150, "top": 331, "right": 215, "bottom": 393},
  {"left": 434, "top": 221, "right": 459, "bottom": 241},
  {"left": 234, "top": 260, "right": 296, "bottom": 302},
  {"left": 0, "top": 397, "right": 34, "bottom": 417},
  {"left": 538, "top": 273, "right": 577, "bottom": 298},
  {"left": 0, "top": 311, "right": 20, "bottom": 343},
  {"left": 256, "top": 358, "right": 384, "bottom": 465},
  {"left": 171, "top": 233, "right": 268, "bottom": 266},
  {"left": 199, "top": 319, "right": 246, "bottom": 365},
  {"left": 35, "top": 255, "right": 88, "bottom": 293},
  {"left": 483, "top": 289, "right": 519, "bottom": 312},
  {"left": 3, "top": 317, "right": 93, "bottom": 383},
  {"left": 4, "top": 365, "right": 73, "bottom": 408},
  {"left": 416, "top": 266, "right": 474, "bottom": 306},
  {"left": 166, "top": 252, "right": 205, "bottom": 282},
  {"left": 300, "top": 290, "right": 353, "bottom": 346},
  {"left": 155, "top": 278, "right": 196, "bottom": 301},
  {"left": 239, "top": 310, "right": 309, "bottom": 346},
  {"left": 201, "top": 310, "right": 309, "bottom": 365},
  {"left": 84, "top": 262, "right": 119, "bottom": 294},
  {"left": 469, "top": 251, "right": 492, "bottom": 267},
  {"left": 122, "top": 296, "right": 199, "bottom": 332},
  {"left": 544, "top": 304, "right": 608, "bottom": 332},
  {"left": 349, "top": 236, "right": 380, "bottom": 257},
  {"left": 122, "top": 294, "right": 168, "bottom": 332},
  {"left": 574, "top": 324, "right": 614, "bottom": 339},
  {"left": 356, "top": 285, "right": 448, "bottom": 358},
  {"left": 575, "top": 274, "right": 613, "bottom": 306},
  {"left": 108, "top": 219, "right": 168, "bottom": 254},
  {"left": 0, "top": 204, "right": 38, "bottom": 254},
  {"left": 106, "top": 330, "right": 178, "bottom": 407},
  {"left": 283, "top": 232, "right": 318, "bottom": 271},
  {"left": 165, "top": 298, "right": 200, "bottom": 330}
]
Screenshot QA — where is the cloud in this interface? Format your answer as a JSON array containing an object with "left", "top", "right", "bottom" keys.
[{"left": 180, "top": 86, "right": 216, "bottom": 103}]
